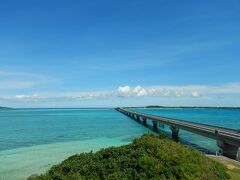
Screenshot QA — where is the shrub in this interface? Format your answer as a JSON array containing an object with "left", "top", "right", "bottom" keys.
[{"left": 28, "top": 134, "right": 229, "bottom": 180}]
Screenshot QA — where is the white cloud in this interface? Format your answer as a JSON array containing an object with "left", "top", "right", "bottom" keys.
[
  {"left": 117, "top": 86, "right": 131, "bottom": 95},
  {"left": 175, "top": 91, "right": 184, "bottom": 97},
  {"left": 15, "top": 94, "right": 38, "bottom": 99},
  {"left": 1, "top": 83, "right": 240, "bottom": 104},
  {"left": 191, "top": 91, "right": 200, "bottom": 97},
  {"left": 133, "top": 86, "right": 148, "bottom": 96},
  {"left": 15, "top": 95, "right": 27, "bottom": 99},
  {"left": 13, "top": 94, "right": 40, "bottom": 102}
]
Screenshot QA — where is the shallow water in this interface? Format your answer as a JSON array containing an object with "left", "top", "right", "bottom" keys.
[
  {"left": 0, "top": 108, "right": 148, "bottom": 180},
  {"left": 0, "top": 108, "right": 240, "bottom": 180}
]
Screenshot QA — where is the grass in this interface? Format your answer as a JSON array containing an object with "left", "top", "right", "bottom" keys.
[
  {"left": 208, "top": 155, "right": 240, "bottom": 180},
  {"left": 228, "top": 169, "right": 240, "bottom": 180}
]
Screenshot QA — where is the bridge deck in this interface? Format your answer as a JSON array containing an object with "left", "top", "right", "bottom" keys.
[{"left": 116, "top": 108, "right": 240, "bottom": 147}]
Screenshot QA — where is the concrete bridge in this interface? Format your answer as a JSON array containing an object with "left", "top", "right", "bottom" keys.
[{"left": 116, "top": 107, "right": 240, "bottom": 160}]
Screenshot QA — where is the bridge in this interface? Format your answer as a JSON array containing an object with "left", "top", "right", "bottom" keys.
[{"left": 116, "top": 107, "right": 240, "bottom": 160}]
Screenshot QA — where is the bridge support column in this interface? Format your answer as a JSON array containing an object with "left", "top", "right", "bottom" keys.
[
  {"left": 136, "top": 115, "right": 140, "bottom": 122},
  {"left": 152, "top": 121, "right": 158, "bottom": 129},
  {"left": 171, "top": 126, "right": 179, "bottom": 142},
  {"left": 217, "top": 140, "right": 239, "bottom": 159},
  {"left": 142, "top": 118, "right": 147, "bottom": 126}
]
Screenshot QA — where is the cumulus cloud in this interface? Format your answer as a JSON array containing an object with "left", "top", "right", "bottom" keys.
[
  {"left": 133, "top": 86, "right": 148, "bottom": 96},
  {"left": 175, "top": 91, "right": 184, "bottom": 97},
  {"left": 117, "top": 86, "right": 131, "bottom": 95},
  {"left": 117, "top": 85, "right": 148, "bottom": 97},
  {"left": 191, "top": 91, "right": 200, "bottom": 97},
  {"left": 115, "top": 84, "right": 240, "bottom": 98}
]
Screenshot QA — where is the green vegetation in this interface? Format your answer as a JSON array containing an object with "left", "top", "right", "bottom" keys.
[
  {"left": 29, "top": 134, "right": 229, "bottom": 180},
  {"left": 209, "top": 156, "right": 240, "bottom": 180},
  {"left": 228, "top": 169, "right": 240, "bottom": 180}
]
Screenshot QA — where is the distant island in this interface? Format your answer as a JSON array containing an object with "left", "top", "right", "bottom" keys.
[
  {"left": 128, "top": 106, "right": 240, "bottom": 109},
  {"left": 0, "top": 106, "right": 10, "bottom": 109}
]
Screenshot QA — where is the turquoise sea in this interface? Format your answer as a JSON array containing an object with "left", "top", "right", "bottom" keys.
[{"left": 0, "top": 108, "right": 240, "bottom": 180}]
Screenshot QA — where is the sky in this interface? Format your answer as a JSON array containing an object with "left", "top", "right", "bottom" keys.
[{"left": 0, "top": 0, "right": 240, "bottom": 107}]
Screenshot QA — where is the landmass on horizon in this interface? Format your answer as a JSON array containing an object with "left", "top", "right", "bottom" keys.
[
  {"left": 0, "top": 106, "right": 10, "bottom": 109},
  {"left": 124, "top": 105, "right": 240, "bottom": 109}
]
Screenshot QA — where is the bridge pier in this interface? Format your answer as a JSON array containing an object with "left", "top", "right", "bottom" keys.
[
  {"left": 142, "top": 118, "right": 147, "bottom": 126},
  {"left": 136, "top": 115, "right": 140, "bottom": 122},
  {"left": 152, "top": 121, "right": 158, "bottom": 129},
  {"left": 134, "top": 115, "right": 137, "bottom": 120},
  {"left": 171, "top": 126, "right": 179, "bottom": 142},
  {"left": 217, "top": 140, "right": 239, "bottom": 159}
]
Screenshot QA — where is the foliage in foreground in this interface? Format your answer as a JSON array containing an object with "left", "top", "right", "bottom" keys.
[{"left": 28, "top": 134, "right": 229, "bottom": 180}]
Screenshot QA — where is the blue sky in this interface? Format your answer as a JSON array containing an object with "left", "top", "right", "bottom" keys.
[{"left": 0, "top": 0, "right": 240, "bottom": 107}]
